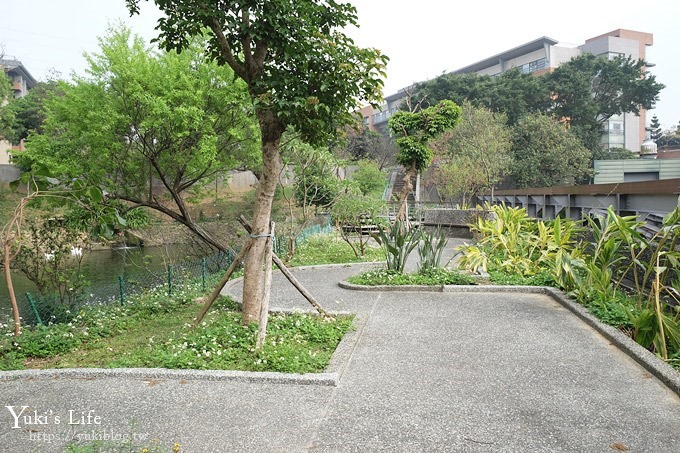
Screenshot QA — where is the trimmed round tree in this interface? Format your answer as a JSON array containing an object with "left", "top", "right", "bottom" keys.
[{"left": 388, "top": 100, "right": 461, "bottom": 220}]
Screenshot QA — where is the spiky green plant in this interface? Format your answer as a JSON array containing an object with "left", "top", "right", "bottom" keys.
[
  {"left": 418, "top": 228, "right": 448, "bottom": 272},
  {"left": 372, "top": 220, "right": 421, "bottom": 272}
]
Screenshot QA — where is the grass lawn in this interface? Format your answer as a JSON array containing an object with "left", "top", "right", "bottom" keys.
[
  {"left": 287, "top": 234, "right": 384, "bottom": 267},
  {"left": 2, "top": 286, "right": 354, "bottom": 373},
  {"left": 1, "top": 233, "right": 377, "bottom": 373}
]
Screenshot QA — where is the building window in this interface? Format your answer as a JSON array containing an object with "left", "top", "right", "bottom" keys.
[
  {"left": 601, "top": 115, "right": 625, "bottom": 150},
  {"left": 517, "top": 58, "right": 547, "bottom": 74}
]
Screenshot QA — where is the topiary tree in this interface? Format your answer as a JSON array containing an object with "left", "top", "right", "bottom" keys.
[{"left": 388, "top": 99, "right": 461, "bottom": 221}]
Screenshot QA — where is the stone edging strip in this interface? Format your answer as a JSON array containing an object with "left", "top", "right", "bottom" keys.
[
  {"left": 339, "top": 280, "right": 680, "bottom": 397},
  {"left": 0, "top": 263, "right": 374, "bottom": 387},
  {"left": 0, "top": 307, "right": 365, "bottom": 388},
  {"left": 0, "top": 366, "right": 338, "bottom": 386}
]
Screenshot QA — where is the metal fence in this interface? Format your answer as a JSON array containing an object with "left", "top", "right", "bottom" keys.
[
  {"left": 273, "top": 221, "right": 333, "bottom": 258},
  {"left": 21, "top": 221, "right": 334, "bottom": 326},
  {"left": 22, "top": 249, "right": 237, "bottom": 326}
]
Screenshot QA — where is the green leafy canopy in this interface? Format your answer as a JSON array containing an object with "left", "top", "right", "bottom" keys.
[
  {"left": 126, "top": 0, "right": 389, "bottom": 145},
  {"left": 388, "top": 99, "right": 461, "bottom": 170}
]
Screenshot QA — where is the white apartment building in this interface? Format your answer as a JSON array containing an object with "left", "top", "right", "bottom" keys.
[
  {"left": 368, "top": 29, "right": 654, "bottom": 152},
  {"left": 1, "top": 58, "right": 37, "bottom": 166}
]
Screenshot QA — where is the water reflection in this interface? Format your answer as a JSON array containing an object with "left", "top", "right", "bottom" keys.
[{"left": 1, "top": 245, "right": 206, "bottom": 315}]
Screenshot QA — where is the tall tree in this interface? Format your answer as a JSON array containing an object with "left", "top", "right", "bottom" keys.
[
  {"left": 433, "top": 101, "right": 512, "bottom": 201},
  {"left": 410, "top": 54, "right": 664, "bottom": 155},
  {"left": 388, "top": 99, "right": 461, "bottom": 220},
  {"left": 350, "top": 159, "right": 385, "bottom": 197},
  {"left": 0, "top": 70, "right": 16, "bottom": 142},
  {"left": 5, "top": 80, "right": 63, "bottom": 145},
  {"left": 410, "top": 69, "right": 548, "bottom": 125},
  {"left": 18, "top": 27, "right": 260, "bottom": 252},
  {"left": 127, "top": 0, "right": 387, "bottom": 324},
  {"left": 649, "top": 114, "right": 662, "bottom": 142},
  {"left": 510, "top": 114, "right": 591, "bottom": 188},
  {"left": 657, "top": 122, "right": 680, "bottom": 150},
  {"left": 547, "top": 54, "right": 664, "bottom": 151},
  {"left": 289, "top": 141, "right": 340, "bottom": 213},
  {"left": 279, "top": 137, "right": 338, "bottom": 261},
  {"left": 342, "top": 126, "right": 397, "bottom": 170},
  {"left": 433, "top": 157, "right": 486, "bottom": 208}
]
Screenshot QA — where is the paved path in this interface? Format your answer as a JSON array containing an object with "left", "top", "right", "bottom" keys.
[{"left": 1, "top": 262, "right": 679, "bottom": 452}]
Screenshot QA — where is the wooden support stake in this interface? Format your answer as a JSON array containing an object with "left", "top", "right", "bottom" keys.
[
  {"left": 271, "top": 253, "right": 331, "bottom": 318},
  {"left": 256, "top": 222, "right": 275, "bottom": 349},
  {"left": 194, "top": 240, "right": 252, "bottom": 326},
  {"left": 238, "top": 215, "right": 331, "bottom": 318}
]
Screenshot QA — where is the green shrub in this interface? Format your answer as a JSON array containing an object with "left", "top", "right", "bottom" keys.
[
  {"left": 348, "top": 268, "right": 474, "bottom": 286},
  {"left": 488, "top": 270, "right": 555, "bottom": 287},
  {"left": 457, "top": 204, "right": 583, "bottom": 286},
  {"left": 459, "top": 204, "right": 680, "bottom": 365},
  {"left": 351, "top": 160, "right": 386, "bottom": 196}
]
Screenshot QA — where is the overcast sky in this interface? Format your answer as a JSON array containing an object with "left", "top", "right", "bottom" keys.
[{"left": 2, "top": 0, "right": 679, "bottom": 129}]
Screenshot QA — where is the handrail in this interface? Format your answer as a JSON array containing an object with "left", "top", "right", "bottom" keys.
[{"left": 490, "top": 178, "right": 680, "bottom": 197}]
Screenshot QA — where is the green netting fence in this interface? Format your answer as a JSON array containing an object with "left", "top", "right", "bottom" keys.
[
  {"left": 273, "top": 221, "right": 333, "bottom": 258},
  {"left": 21, "top": 248, "right": 238, "bottom": 326},
  {"left": 19, "top": 220, "right": 333, "bottom": 326}
]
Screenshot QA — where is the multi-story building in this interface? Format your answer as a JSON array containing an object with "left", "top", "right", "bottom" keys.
[
  {"left": 366, "top": 29, "right": 654, "bottom": 152},
  {"left": 1, "top": 58, "right": 37, "bottom": 166}
]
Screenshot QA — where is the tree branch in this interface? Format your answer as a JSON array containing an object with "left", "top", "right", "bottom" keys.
[{"left": 209, "top": 18, "right": 248, "bottom": 82}]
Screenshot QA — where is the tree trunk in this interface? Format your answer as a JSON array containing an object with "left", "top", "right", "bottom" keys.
[
  {"left": 239, "top": 216, "right": 330, "bottom": 318},
  {"left": 396, "top": 162, "right": 417, "bottom": 222},
  {"left": 4, "top": 243, "right": 21, "bottom": 336},
  {"left": 242, "top": 111, "right": 284, "bottom": 324}
]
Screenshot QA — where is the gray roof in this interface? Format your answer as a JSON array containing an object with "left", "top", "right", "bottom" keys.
[
  {"left": 452, "top": 36, "right": 559, "bottom": 74},
  {"left": 0, "top": 58, "right": 38, "bottom": 88}
]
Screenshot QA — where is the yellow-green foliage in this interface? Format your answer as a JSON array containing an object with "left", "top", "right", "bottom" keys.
[{"left": 457, "top": 204, "right": 583, "bottom": 284}]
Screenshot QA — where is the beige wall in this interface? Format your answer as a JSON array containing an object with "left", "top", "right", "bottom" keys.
[
  {"left": 583, "top": 29, "right": 653, "bottom": 151},
  {"left": 550, "top": 46, "right": 581, "bottom": 67},
  {"left": 506, "top": 49, "right": 546, "bottom": 69},
  {"left": 0, "top": 140, "right": 11, "bottom": 165}
]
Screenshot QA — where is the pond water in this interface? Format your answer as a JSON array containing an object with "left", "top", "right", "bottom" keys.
[{"left": 0, "top": 245, "right": 212, "bottom": 318}]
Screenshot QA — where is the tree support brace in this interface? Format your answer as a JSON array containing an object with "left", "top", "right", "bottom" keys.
[{"left": 238, "top": 215, "right": 331, "bottom": 318}]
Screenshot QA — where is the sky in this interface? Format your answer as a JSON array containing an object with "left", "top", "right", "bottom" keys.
[{"left": 2, "top": 0, "right": 679, "bottom": 130}]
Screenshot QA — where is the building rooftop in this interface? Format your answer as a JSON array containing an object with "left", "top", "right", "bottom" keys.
[
  {"left": 0, "top": 58, "right": 38, "bottom": 89},
  {"left": 451, "top": 36, "right": 559, "bottom": 74}
]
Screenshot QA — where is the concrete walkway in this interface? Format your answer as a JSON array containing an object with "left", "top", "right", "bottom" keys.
[{"left": 1, "top": 263, "right": 680, "bottom": 452}]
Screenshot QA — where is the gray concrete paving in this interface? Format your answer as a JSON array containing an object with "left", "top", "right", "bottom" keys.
[{"left": 1, "top": 256, "right": 680, "bottom": 452}]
